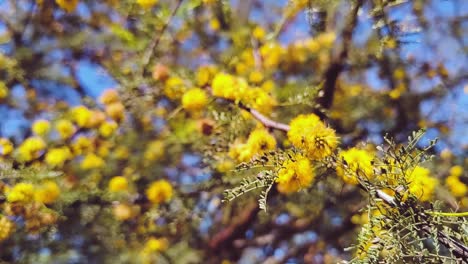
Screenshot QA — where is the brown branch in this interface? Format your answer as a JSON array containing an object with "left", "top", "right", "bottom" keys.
[
  {"left": 141, "top": 0, "right": 183, "bottom": 71},
  {"left": 237, "top": 103, "right": 290, "bottom": 132},
  {"left": 318, "top": 0, "right": 363, "bottom": 110}
]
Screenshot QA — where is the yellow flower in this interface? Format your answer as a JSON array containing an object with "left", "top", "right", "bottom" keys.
[
  {"left": 259, "top": 42, "right": 284, "bottom": 69},
  {"left": 287, "top": 114, "right": 339, "bottom": 160},
  {"left": 108, "top": 176, "right": 128, "bottom": 192},
  {"left": 246, "top": 128, "right": 276, "bottom": 153},
  {"left": 144, "top": 140, "right": 164, "bottom": 161},
  {"left": 99, "top": 121, "right": 118, "bottom": 138},
  {"left": 56, "top": 119, "right": 76, "bottom": 139},
  {"left": 248, "top": 70, "right": 264, "bottom": 84},
  {"left": 446, "top": 175, "right": 467, "bottom": 198},
  {"left": 0, "top": 216, "right": 14, "bottom": 242},
  {"left": 252, "top": 26, "right": 266, "bottom": 40},
  {"left": 209, "top": 19, "right": 220, "bottom": 31},
  {"left": 336, "top": 148, "right": 374, "bottom": 185},
  {"left": 105, "top": 102, "right": 125, "bottom": 121},
  {"left": 146, "top": 180, "right": 173, "bottom": 204},
  {"left": 276, "top": 155, "right": 314, "bottom": 194},
  {"left": 81, "top": 153, "right": 105, "bottom": 170},
  {"left": 196, "top": 65, "right": 217, "bottom": 87},
  {"left": 34, "top": 181, "right": 60, "bottom": 204},
  {"left": 212, "top": 73, "right": 248, "bottom": 101},
  {"left": 229, "top": 143, "right": 254, "bottom": 163},
  {"left": 32, "top": 119, "right": 51, "bottom": 136},
  {"left": 45, "top": 147, "right": 72, "bottom": 167},
  {"left": 0, "top": 82, "right": 8, "bottom": 99},
  {"left": 71, "top": 136, "right": 93, "bottom": 155},
  {"left": 99, "top": 89, "right": 120, "bottom": 105},
  {"left": 17, "top": 137, "right": 46, "bottom": 161},
  {"left": 164, "top": 76, "right": 186, "bottom": 100},
  {"left": 6, "top": 182, "right": 35, "bottom": 203},
  {"left": 406, "top": 166, "right": 438, "bottom": 202},
  {"left": 182, "top": 88, "right": 208, "bottom": 112},
  {"left": 0, "top": 138, "right": 13, "bottom": 156},
  {"left": 71, "top": 105, "right": 93, "bottom": 128},
  {"left": 449, "top": 165, "right": 463, "bottom": 177},
  {"left": 55, "top": 0, "right": 79, "bottom": 12},
  {"left": 136, "top": 0, "right": 158, "bottom": 9},
  {"left": 144, "top": 237, "right": 168, "bottom": 252}
]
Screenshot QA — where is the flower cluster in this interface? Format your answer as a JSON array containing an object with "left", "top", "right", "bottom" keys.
[
  {"left": 445, "top": 165, "right": 466, "bottom": 198},
  {"left": 406, "top": 166, "right": 438, "bottom": 202},
  {"left": 145, "top": 180, "right": 174, "bottom": 205},
  {"left": 211, "top": 72, "right": 276, "bottom": 114},
  {"left": 276, "top": 154, "right": 314, "bottom": 194},
  {"left": 229, "top": 127, "right": 276, "bottom": 162},
  {"left": 287, "top": 114, "right": 339, "bottom": 160},
  {"left": 336, "top": 148, "right": 374, "bottom": 185}
]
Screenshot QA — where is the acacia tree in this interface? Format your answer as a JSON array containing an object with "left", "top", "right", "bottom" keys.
[{"left": 0, "top": 0, "right": 467, "bottom": 263}]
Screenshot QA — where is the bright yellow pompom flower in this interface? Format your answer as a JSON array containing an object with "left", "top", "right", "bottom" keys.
[
  {"left": 45, "top": 147, "right": 72, "bottom": 167},
  {"left": 287, "top": 114, "right": 339, "bottom": 160},
  {"left": 99, "top": 121, "right": 118, "bottom": 138},
  {"left": 6, "top": 183, "right": 35, "bottom": 203},
  {"left": 406, "top": 166, "right": 438, "bottom": 202},
  {"left": 71, "top": 105, "right": 93, "bottom": 128},
  {"left": 276, "top": 155, "right": 314, "bottom": 194},
  {"left": 55, "top": 0, "right": 79, "bottom": 12},
  {"left": 0, "top": 138, "right": 13, "bottom": 156},
  {"left": 145, "top": 180, "right": 173, "bottom": 204},
  {"left": 81, "top": 153, "right": 105, "bottom": 170},
  {"left": 17, "top": 137, "right": 46, "bottom": 161},
  {"left": 108, "top": 176, "right": 129, "bottom": 192},
  {"left": 336, "top": 148, "right": 374, "bottom": 185},
  {"left": 144, "top": 237, "right": 168, "bottom": 252},
  {"left": 136, "top": 0, "right": 158, "bottom": 9},
  {"left": 32, "top": 119, "right": 51, "bottom": 136},
  {"left": 35, "top": 181, "right": 60, "bottom": 204},
  {"left": 56, "top": 119, "right": 76, "bottom": 139},
  {"left": 182, "top": 88, "right": 208, "bottom": 112},
  {"left": 0, "top": 216, "right": 15, "bottom": 242}
]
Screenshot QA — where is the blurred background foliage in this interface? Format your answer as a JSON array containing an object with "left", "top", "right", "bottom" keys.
[{"left": 0, "top": 0, "right": 467, "bottom": 263}]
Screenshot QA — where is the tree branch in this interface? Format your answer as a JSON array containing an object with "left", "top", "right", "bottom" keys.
[{"left": 318, "top": 0, "right": 363, "bottom": 110}]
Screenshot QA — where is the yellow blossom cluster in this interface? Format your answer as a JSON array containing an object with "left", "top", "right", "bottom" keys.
[
  {"left": 5, "top": 181, "right": 60, "bottom": 204},
  {"left": 0, "top": 216, "right": 14, "bottom": 242},
  {"left": 34, "top": 181, "right": 61, "bottom": 204},
  {"left": 81, "top": 153, "right": 105, "bottom": 170},
  {"left": 276, "top": 154, "right": 314, "bottom": 194},
  {"left": 55, "top": 0, "right": 79, "bottom": 12},
  {"left": 406, "top": 166, "right": 438, "bottom": 202},
  {"left": 45, "top": 146, "right": 72, "bottom": 167},
  {"left": 445, "top": 165, "right": 466, "bottom": 198},
  {"left": 164, "top": 76, "right": 186, "bottom": 100},
  {"left": 136, "top": 0, "right": 158, "bottom": 9},
  {"left": 145, "top": 180, "right": 173, "bottom": 205},
  {"left": 0, "top": 138, "right": 13, "bottom": 156},
  {"left": 143, "top": 237, "right": 168, "bottom": 252},
  {"left": 32, "top": 119, "right": 51, "bottom": 136},
  {"left": 229, "top": 127, "right": 276, "bottom": 162},
  {"left": 108, "top": 176, "right": 129, "bottom": 192},
  {"left": 336, "top": 148, "right": 374, "bottom": 185},
  {"left": 182, "top": 88, "right": 208, "bottom": 112},
  {"left": 144, "top": 140, "right": 165, "bottom": 162},
  {"left": 99, "top": 89, "right": 125, "bottom": 122},
  {"left": 287, "top": 114, "right": 339, "bottom": 160},
  {"left": 211, "top": 72, "right": 276, "bottom": 114},
  {"left": 17, "top": 137, "right": 46, "bottom": 162},
  {"left": 0, "top": 81, "right": 8, "bottom": 99}
]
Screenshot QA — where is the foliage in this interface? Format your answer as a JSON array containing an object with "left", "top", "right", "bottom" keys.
[{"left": 0, "top": 0, "right": 467, "bottom": 263}]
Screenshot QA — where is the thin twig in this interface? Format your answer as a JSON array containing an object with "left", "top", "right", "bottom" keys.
[{"left": 141, "top": 0, "right": 184, "bottom": 70}]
